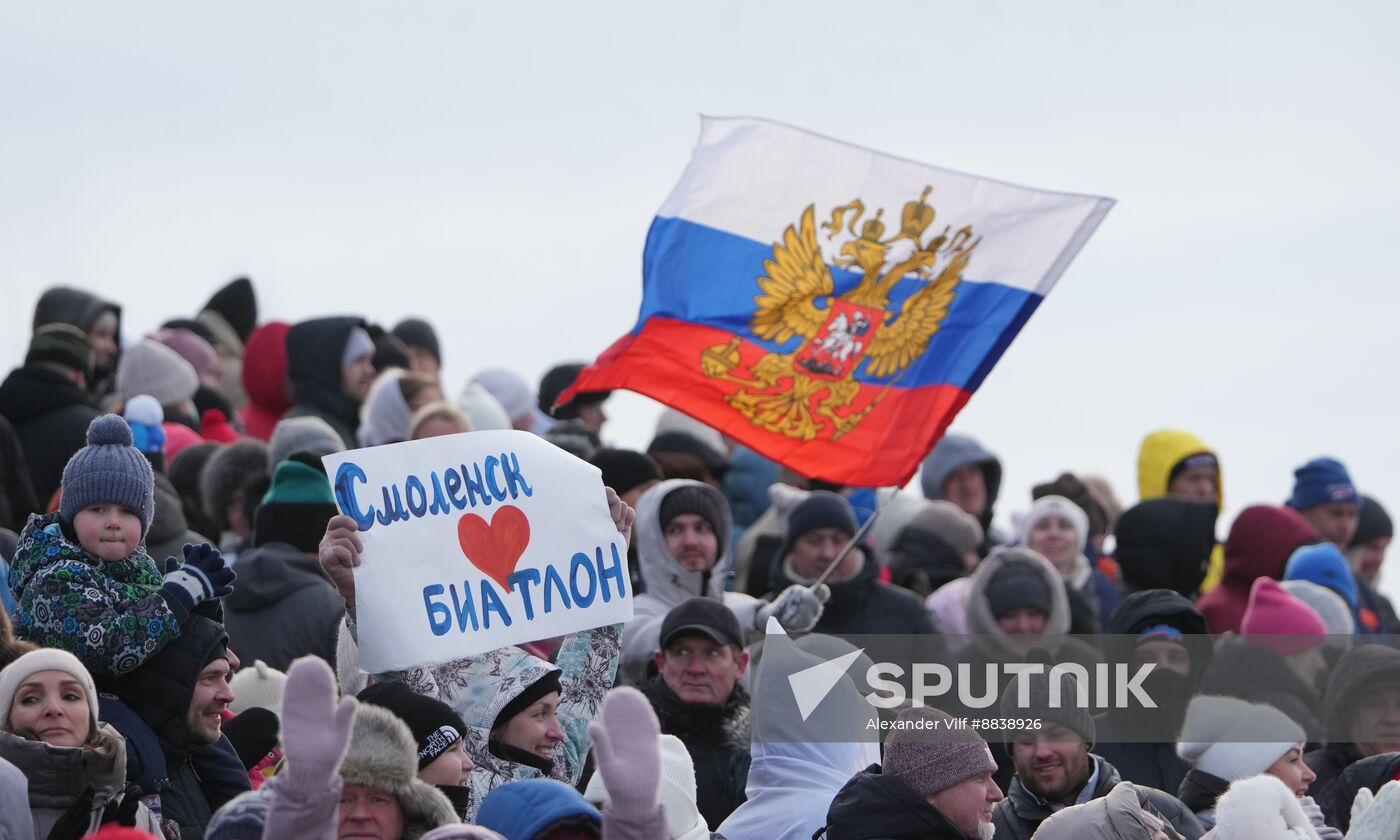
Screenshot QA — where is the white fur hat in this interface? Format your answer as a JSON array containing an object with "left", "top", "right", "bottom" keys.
[
  {"left": 340, "top": 702, "right": 458, "bottom": 835},
  {"left": 230, "top": 659, "right": 287, "bottom": 716},
  {"left": 1018, "top": 494, "right": 1090, "bottom": 549},
  {"left": 1212, "top": 774, "right": 1321, "bottom": 839}
]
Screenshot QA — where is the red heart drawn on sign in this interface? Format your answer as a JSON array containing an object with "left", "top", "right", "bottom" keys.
[{"left": 457, "top": 505, "right": 531, "bottom": 592}]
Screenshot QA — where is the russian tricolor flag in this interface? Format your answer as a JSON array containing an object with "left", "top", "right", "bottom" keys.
[{"left": 566, "top": 118, "right": 1114, "bottom": 487}]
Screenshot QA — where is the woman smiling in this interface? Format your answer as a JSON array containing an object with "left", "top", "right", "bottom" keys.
[{"left": 0, "top": 648, "right": 160, "bottom": 836}]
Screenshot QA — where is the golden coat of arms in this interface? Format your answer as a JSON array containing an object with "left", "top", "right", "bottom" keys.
[{"left": 701, "top": 186, "right": 981, "bottom": 441}]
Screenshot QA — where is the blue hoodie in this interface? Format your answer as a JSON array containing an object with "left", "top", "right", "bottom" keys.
[{"left": 477, "top": 778, "right": 601, "bottom": 840}]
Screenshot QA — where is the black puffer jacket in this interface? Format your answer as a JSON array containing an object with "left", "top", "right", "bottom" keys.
[
  {"left": 823, "top": 764, "right": 977, "bottom": 840},
  {"left": 223, "top": 541, "right": 344, "bottom": 671},
  {"left": 1330, "top": 752, "right": 1400, "bottom": 832},
  {"left": 886, "top": 525, "right": 967, "bottom": 598},
  {"left": 1106, "top": 589, "right": 1212, "bottom": 673},
  {"left": 767, "top": 545, "right": 936, "bottom": 637},
  {"left": 0, "top": 365, "right": 101, "bottom": 504},
  {"left": 32, "top": 286, "right": 122, "bottom": 397},
  {"left": 106, "top": 615, "right": 250, "bottom": 840},
  {"left": 1094, "top": 589, "right": 1212, "bottom": 793},
  {"left": 640, "top": 674, "right": 750, "bottom": 829},
  {"left": 1176, "top": 768, "right": 1229, "bottom": 828},
  {"left": 282, "top": 316, "right": 367, "bottom": 448},
  {"left": 1200, "top": 636, "right": 1323, "bottom": 744},
  {"left": 1112, "top": 498, "right": 1218, "bottom": 597},
  {"left": 0, "top": 414, "right": 38, "bottom": 531},
  {"left": 992, "top": 754, "right": 1204, "bottom": 840}
]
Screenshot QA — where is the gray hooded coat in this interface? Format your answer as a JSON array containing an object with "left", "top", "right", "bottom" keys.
[
  {"left": 0, "top": 723, "right": 162, "bottom": 837},
  {"left": 618, "top": 479, "right": 762, "bottom": 685},
  {"left": 919, "top": 433, "right": 1007, "bottom": 555}
]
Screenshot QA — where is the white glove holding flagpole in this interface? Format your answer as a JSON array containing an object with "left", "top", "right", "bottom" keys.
[{"left": 755, "top": 584, "right": 825, "bottom": 633}]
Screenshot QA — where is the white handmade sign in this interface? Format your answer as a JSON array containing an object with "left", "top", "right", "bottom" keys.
[{"left": 322, "top": 430, "right": 632, "bottom": 672}]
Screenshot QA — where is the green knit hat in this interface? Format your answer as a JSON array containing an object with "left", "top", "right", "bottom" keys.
[
  {"left": 253, "top": 458, "right": 338, "bottom": 552},
  {"left": 261, "top": 460, "right": 335, "bottom": 506}
]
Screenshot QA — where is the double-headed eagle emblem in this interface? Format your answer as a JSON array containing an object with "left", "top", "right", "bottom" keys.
[{"left": 702, "top": 186, "right": 980, "bottom": 441}]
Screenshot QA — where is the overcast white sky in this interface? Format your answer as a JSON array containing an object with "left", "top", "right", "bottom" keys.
[{"left": 4, "top": 2, "right": 1399, "bottom": 595}]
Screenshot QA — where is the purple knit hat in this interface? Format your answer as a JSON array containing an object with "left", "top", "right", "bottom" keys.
[{"left": 884, "top": 707, "right": 997, "bottom": 798}]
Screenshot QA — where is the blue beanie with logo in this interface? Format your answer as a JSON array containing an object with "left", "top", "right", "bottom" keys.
[
  {"left": 59, "top": 414, "right": 155, "bottom": 537},
  {"left": 1287, "top": 457, "right": 1359, "bottom": 511}
]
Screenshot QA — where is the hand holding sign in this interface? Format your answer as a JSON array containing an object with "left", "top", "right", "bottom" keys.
[
  {"left": 319, "top": 514, "right": 364, "bottom": 615},
  {"left": 320, "top": 430, "right": 635, "bottom": 672}
]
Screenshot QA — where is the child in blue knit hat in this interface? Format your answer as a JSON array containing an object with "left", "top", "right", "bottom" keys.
[{"left": 7, "top": 413, "right": 235, "bottom": 677}]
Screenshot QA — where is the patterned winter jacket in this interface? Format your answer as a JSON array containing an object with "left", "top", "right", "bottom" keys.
[
  {"left": 9, "top": 512, "right": 181, "bottom": 677},
  {"left": 401, "top": 622, "right": 622, "bottom": 822}
]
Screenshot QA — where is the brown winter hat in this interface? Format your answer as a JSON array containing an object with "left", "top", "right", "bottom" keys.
[{"left": 884, "top": 706, "right": 997, "bottom": 798}]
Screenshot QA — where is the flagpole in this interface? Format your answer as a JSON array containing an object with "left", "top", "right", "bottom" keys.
[{"left": 809, "top": 491, "right": 884, "bottom": 593}]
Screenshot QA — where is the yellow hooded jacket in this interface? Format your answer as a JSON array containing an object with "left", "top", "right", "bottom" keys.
[{"left": 1137, "top": 429, "right": 1225, "bottom": 592}]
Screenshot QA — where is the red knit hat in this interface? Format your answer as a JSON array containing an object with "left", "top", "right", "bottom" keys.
[
  {"left": 85, "top": 827, "right": 162, "bottom": 840},
  {"left": 1241, "top": 577, "right": 1326, "bottom": 655},
  {"left": 201, "top": 408, "right": 241, "bottom": 444}
]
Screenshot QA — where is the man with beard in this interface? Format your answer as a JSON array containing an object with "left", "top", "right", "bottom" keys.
[
  {"left": 825, "top": 706, "right": 1003, "bottom": 840},
  {"left": 992, "top": 660, "right": 1204, "bottom": 840},
  {"left": 102, "top": 615, "right": 250, "bottom": 839}
]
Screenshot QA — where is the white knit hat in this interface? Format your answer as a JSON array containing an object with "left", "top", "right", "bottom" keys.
[
  {"left": 230, "top": 660, "right": 287, "bottom": 716},
  {"left": 359, "top": 369, "right": 413, "bottom": 447},
  {"left": 1177, "top": 695, "right": 1306, "bottom": 782},
  {"left": 584, "top": 734, "right": 707, "bottom": 840},
  {"left": 1281, "top": 580, "right": 1356, "bottom": 636},
  {"left": 1018, "top": 495, "right": 1090, "bottom": 549},
  {"left": 457, "top": 383, "right": 510, "bottom": 431},
  {"left": 471, "top": 368, "right": 535, "bottom": 426},
  {"left": 0, "top": 647, "right": 100, "bottom": 737}
]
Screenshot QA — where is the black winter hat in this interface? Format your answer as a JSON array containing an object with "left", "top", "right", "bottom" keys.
[
  {"left": 1000, "top": 648, "right": 1095, "bottom": 750},
  {"left": 202, "top": 277, "right": 258, "bottom": 343},
  {"left": 368, "top": 324, "right": 412, "bottom": 373},
  {"left": 986, "top": 560, "right": 1052, "bottom": 619},
  {"left": 223, "top": 707, "right": 280, "bottom": 771},
  {"left": 493, "top": 670, "right": 563, "bottom": 734},
  {"left": 391, "top": 318, "right": 441, "bottom": 365},
  {"left": 25, "top": 323, "right": 93, "bottom": 379},
  {"left": 539, "top": 363, "right": 609, "bottom": 420},
  {"left": 589, "top": 448, "right": 663, "bottom": 497},
  {"left": 649, "top": 431, "right": 730, "bottom": 479},
  {"left": 1350, "top": 495, "right": 1394, "bottom": 548},
  {"left": 786, "top": 491, "right": 857, "bottom": 546},
  {"left": 358, "top": 680, "right": 470, "bottom": 770},
  {"left": 659, "top": 484, "right": 731, "bottom": 550}
]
